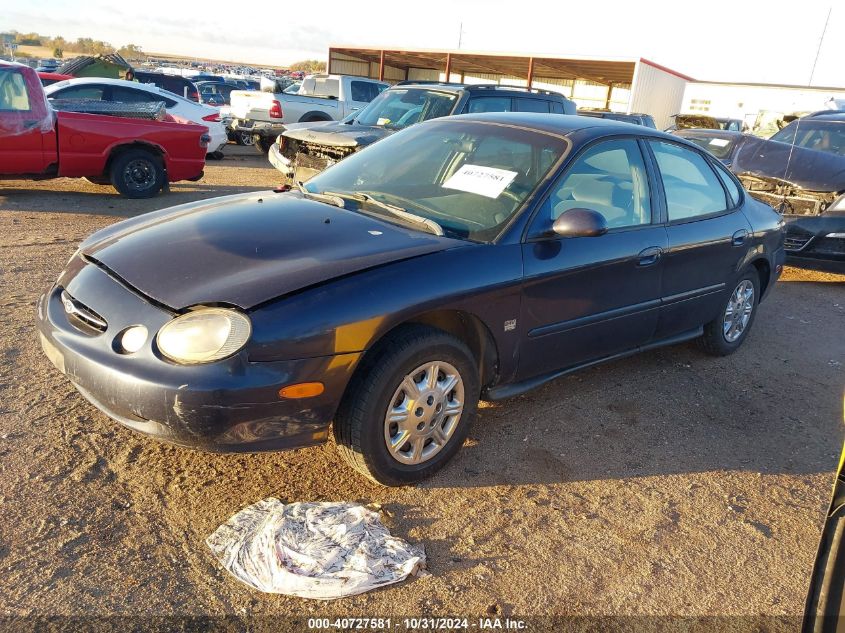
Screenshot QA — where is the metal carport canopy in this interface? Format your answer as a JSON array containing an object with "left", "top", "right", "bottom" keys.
[{"left": 328, "top": 46, "right": 640, "bottom": 87}]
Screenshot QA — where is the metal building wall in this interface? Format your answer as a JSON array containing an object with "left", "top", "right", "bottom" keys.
[{"left": 628, "top": 61, "right": 687, "bottom": 129}]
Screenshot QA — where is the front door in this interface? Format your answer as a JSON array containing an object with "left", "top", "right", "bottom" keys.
[
  {"left": 0, "top": 66, "right": 50, "bottom": 174},
  {"left": 519, "top": 137, "right": 667, "bottom": 380}
]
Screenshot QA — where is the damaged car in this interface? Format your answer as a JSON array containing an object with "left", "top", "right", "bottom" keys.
[
  {"left": 37, "top": 113, "right": 783, "bottom": 486},
  {"left": 671, "top": 129, "right": 744, "bottom": 167},
  {"left": 269, "top": 82, "right": 576, "bottom": 185},
  {"left": 730, "top": 112, "right": 845, "bottom": 273}
]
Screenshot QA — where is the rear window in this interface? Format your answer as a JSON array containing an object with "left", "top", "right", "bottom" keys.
[{"left": 682, "top": 135, "right": 736, "bottom": 160}]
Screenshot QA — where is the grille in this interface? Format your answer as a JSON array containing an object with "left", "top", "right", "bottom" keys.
[
  {"left": 783, "top": 234, "right": 812, "bottom": 251},
  {"left": 298, "top": 141, "right": 357, "bottom": 163},
  {"left": 60, "top": 290, "right": 108, "bottom": 333},
  {"left": 811, "top": 237, "right": 845, "bottom": 256}
]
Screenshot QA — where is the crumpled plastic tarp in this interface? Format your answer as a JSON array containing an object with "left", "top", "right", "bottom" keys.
[
  {"left": 207, "top": 499, "right": 426, "bottom": 599},
  {"left": 0, "top": 63, "right": 55, "bottom": 137}
]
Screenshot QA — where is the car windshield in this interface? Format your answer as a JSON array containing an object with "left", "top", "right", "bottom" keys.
[
  {"left": 304, "top": 119, "right": 568, "bottom": 242},
  {"left": 354, "top": 89, "right": 458, "bottom": 130},
  {"left": 682, "top": 135, "right": 736, "bottom": 159},
  {"left": 769, "top": 121, "right": 845, "bottom": 156}
]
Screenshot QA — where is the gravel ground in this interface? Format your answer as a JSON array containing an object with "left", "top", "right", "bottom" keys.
[{"left": 1, "top": 145, "right": 844, "bottom": 631}]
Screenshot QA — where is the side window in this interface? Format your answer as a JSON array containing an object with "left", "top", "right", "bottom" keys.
[
  {"left": 550, "top": 101, "right": 564, "bottom": 114},
  {"left": 515, "top": 98, "right": 549, "bottom": 113},
  {"left": 649, "top": 141, "right": 728, "bottom": 221},
  {"left": 350, "top": 81, "right": 380, "bottom": 102},
  {"left": 111, "top": 87, "right": 156, "bottom": 103},
  {"left": 52, "top": 85, "right": 105, "bottom": 100},
  {"left": 542, "top": 139, "right": 652, "bottom": 230},
  {"left": 466, "top": 96, "right": 512, "bottom": 113},
  {"left": 0, "top": 70, "right": 32, "bottom": 111},
  {"left": 712, "top": 161, "right": 741, "bottom": 207}
]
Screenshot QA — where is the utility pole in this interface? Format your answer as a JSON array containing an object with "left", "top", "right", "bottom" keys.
[
  {"left": 808, "top": 6, "right": 831, "bottom": 86},
  {"left": 457, "top": 22, "right": 464, "bottom": 49}
]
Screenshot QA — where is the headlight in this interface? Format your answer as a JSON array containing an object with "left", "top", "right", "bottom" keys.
[
  {"left": 157, "top": 308, "right": 251, "bottom": 364},
  {"left": 828, "top": 194, "right": 845, "bottom": 213}
]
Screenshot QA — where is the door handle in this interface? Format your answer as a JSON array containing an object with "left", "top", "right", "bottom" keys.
[
  {"left": 732, "top": 229, "right": 748, "bottom": 246},
  {"left": 637, "top": 246, "right": 663, "bottom": 266}
]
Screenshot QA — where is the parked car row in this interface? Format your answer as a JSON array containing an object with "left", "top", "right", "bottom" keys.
[
  {"left": 671, "top": 111, "right": 845, "bottom": 273},
  {"left": 0, "top": 63, "right": 209, "bottom": 198}
]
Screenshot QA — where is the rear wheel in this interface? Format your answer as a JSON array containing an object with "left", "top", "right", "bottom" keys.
[
  {"left": 334, "top": 326, "right": 479, "bottom": 486},
  {"left": 109, "top": 149, "right": 164, "bottom": 199},
  {"left": 699, "top": 269, "right": 759, "bottom": 356},
  {"left": 237, "top": 131, "right": 254, "bottom": 146}
]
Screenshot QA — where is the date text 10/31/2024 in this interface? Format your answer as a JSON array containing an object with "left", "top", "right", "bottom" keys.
[{"left": 307, "top": 617, "right": 529, "bottom": 630}]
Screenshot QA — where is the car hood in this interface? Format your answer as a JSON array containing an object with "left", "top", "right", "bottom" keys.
[
  {"left": 732, "top": 135, "right": 845, "bottom": 192},
  {"left": 283, "top": 121, "right": 393, "bottom": 148},
  {"left": 80, "top": 192, "right": 462, "bottom": 310}
]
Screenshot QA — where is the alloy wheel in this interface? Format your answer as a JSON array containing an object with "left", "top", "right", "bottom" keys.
[
  {"left": 723, "top": 279, "right": 754, "bottom": 343},
  {"left": 383, "top": 361, "right": 464, "bottom": 465}
]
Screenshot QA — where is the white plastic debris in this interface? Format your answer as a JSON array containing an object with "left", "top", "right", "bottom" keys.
[{"left": 206, "top": 498, "right": 426, "bottom": 599}]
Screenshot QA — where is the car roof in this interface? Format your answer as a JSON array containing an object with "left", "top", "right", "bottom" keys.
[
  {"left": 392, "top": 81, "right": 566, "bottom": 99},
  {"left": 45, "top": 77, "right": 198, "bottom": 104},
  {"left": 803, "top": 111, "right": 845, "bottom": 121},
  {"left": 673, "top": 128, "right": 743, "bottom": 139},
  {"left": 438, "top": 111, "right": 678, "bottom": 140}
]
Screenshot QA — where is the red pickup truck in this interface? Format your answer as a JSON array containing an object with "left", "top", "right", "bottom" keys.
[{"left": 1, "top": 63, "right": 209, "bottom": 198}]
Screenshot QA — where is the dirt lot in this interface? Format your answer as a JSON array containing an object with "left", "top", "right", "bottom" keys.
[{"left": 1, "top": 145, "right": 844, "bottom": 631}]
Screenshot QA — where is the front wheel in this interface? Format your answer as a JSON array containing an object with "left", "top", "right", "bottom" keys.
[
  {"left": 253, "top": 136, "right": 274, "bottom": 154},
  {"left": 699, "top": 269, "right": 760, "bottom": 356},
  {"left": 334, "top": 326, "right": 479, "bottom": 486},
  {"left": 109, "top": 149, "right": 164, "bottom": 199}
]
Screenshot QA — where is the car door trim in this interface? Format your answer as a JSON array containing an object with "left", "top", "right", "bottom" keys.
[
  {"left": 527, "top": 298, "right": 662, "bottom": 338},
  {"left": 661, "top": 282, "right": 725, "bottom": 306}
]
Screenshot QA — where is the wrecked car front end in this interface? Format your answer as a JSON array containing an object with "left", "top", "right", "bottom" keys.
[{"left": 732, "top": 134, "right": 845, "bottom": 272}]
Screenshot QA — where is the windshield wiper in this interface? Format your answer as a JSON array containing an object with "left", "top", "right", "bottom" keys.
[
  {"left": 320, "top": 190, "right": 445, "bottom": 237},
  {"left": 295, "top": 181, "right": 345, "bottom": 208}
]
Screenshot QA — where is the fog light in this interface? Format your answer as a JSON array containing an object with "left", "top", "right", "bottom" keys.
[{"left": 119, "top": 325, "right": 148, "bottom": 354}]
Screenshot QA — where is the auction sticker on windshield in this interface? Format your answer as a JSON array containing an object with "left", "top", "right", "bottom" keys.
[
  {"left": 709, "top": 138, "right": 730, "bottom": 147},
  {"left": 443, "top": 164, "right": 518, "bottom": 199}
]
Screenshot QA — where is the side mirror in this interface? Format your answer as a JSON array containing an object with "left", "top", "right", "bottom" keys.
[{"left": 552, "top": 208, "right": 608, "bottom": 238}]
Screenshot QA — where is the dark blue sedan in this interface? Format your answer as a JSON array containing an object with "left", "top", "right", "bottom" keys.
[{"left": 37, "top": 113, "right": 785, "bottom": 485}]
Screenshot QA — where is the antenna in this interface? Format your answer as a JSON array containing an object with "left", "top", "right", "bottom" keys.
[{"left": 808, "top": 7, "right": 831, "bottom": 86}]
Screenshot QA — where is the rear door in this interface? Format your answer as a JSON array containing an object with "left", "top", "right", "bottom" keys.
[
  {"left": 518, "top": 137, "right": 668, "bottom": 379},
  {"left": 0, "top": 66, "right": 51, "bottom": 174},
  {"left": 646, "top": 139, "right": 753, "bottom": 339},
  {"left": 464, "top": 96, "right": 513, "bottom": 114},
  {"left": 515, "top": 98, "right": 550, "bottom": 113}
]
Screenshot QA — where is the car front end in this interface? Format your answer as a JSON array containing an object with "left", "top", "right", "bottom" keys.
[
  {"left": 36, "top": 252, "right": 357, "bottom": 452},
  {"left": 740, "top": 176, "right": 845, "bottom": 273}
]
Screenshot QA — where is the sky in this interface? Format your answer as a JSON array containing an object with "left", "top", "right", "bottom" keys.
[{"left": 2, "top": 0, "right": 843, "bottom": 87}]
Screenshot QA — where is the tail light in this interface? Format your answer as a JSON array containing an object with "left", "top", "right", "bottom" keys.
[
  {"left": 202, "top": 113, "right": 221, "bottom": 122},
  {"left": 269, "top": 100, "right": 283, "bottom": 119},
  {"left": 200, "top": 133, "right": 211, "bottom": 148}
]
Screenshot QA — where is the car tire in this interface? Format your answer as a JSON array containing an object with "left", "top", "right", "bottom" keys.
[
  {"left": 109, "top": 149, "right": 165, "bottom": 199},
  {"left": 254, "top": 137, "right": 274, "bottom": 154},
  {"left": 334, "top": 325, "right": 479, "bottom": 486},
  {"left": 207, "top": 151, "right": 224, "bottom": 160},
  {"left": 699, "top": 268, "right": 760, "bottom": 356},
  {"left": 238, "top": 131, "right": 254, "bottom": 146}
]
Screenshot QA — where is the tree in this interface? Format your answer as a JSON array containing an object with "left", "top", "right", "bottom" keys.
[
  {"left": 289, "top": 59, "right": 326, "bottom": 73},
  {"left": 53, "top": 47, "right": 63, "bottom": 58}
]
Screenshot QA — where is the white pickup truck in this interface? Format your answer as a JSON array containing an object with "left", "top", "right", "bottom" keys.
[{"left": 229, "top": 74, "right": 389, "bottom": 152}]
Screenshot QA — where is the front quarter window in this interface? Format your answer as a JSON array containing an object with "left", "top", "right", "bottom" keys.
[{"left": 304, "top": 120, "right": 568, "bottom": 241}]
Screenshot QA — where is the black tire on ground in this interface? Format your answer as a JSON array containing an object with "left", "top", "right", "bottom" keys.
[
  {"left": 207, "top": 151, "right": 224, "bottom": 160},
  {"left": 109, "top": 149, "right": 165, "bottom": 199},
  {"left": 698, "top": 268, "right": 760, "bottom": 356},
  {"left": 254, "top": 136, "right": 274, "bottom": 154},
  {"left": 333, "top": 325, "right": 480, "bottom": 486}
]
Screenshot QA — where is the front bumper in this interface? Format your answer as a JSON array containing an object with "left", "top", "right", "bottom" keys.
[
  {"left": 36, "top": 257, "right": 360, "bottom": 453},
  {"left": 268, "top": 141, "right": 294, "bottom": 178},
  {"left": 783, "top": 213, "right": 845, "bottom": 273}
]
